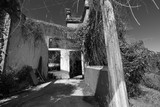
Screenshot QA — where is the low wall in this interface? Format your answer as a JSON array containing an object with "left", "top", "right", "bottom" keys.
[{"left": 84, "top": 66, "right": 109, "bottom": 107}]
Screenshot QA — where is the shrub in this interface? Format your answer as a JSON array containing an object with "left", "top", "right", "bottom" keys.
[
  {"left": 16, "top": 66, "right": 33, "bottom": 84},
  {"left": 121, "top": 41, "right": 147, "bottom": 97},
  {"left": 0, "top": 66, "right": 35, "bottom": 97},
  {"left": 0, "top": 72, "right": 18, "bottom": 96}
]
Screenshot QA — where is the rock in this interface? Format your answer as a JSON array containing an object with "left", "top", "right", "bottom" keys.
[{"left": 29, "top": 70, "right": 39, "bottom": 85}]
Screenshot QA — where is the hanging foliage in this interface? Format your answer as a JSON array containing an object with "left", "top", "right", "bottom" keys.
[
  {"left": 84, "top": 0, "right": 107, "bottom": 65},
  {"left": 83, "top": 0, "right": 160, "bottom": 97},
  {"left": 21, "top": 19, "right": 44, "bottom": 47}
]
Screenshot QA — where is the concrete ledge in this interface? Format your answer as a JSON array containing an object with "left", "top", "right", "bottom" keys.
[
  {"left": 84, "top": 66, "right": 109, "bottom": 107},
  {"left": 84, "top": 66, "right": 103, "bottom": 94}
]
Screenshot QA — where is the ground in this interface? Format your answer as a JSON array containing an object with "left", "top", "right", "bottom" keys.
[
  {"left": 1, "top": 72, "right": 160, "bottom": 107},
  {"left": 129, "top": 85, "right": 160, "bottom": 107},
  {"left": 129, "top": 72, "right": 160, "bottom": 107},
  {"left": 0, "top": 79, "right": 99, "bottom": 107}
]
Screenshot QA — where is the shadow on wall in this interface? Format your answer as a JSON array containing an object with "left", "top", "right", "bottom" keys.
[
  {"left": 5, "top": 17, "right": 48, "bottom": 79},
  {"left": 94, "top": 66, "right": 109, "bottom": 107},
  {"left": 85, "top": 66, "right": 127, "bottom": 107},
  {"left": 84, "top": 66, "right": 109, "bottom": 106}
]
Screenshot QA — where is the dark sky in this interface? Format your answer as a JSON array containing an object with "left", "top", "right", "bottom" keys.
[
  {"left": 23, "top": 0, "right": 84, "bottom": 25},
  {"left": 22, "top": 0, "right": 160, "bottom": 52},
  {"left": 128, "top": 0, "right": 160, "bottom": 52}
]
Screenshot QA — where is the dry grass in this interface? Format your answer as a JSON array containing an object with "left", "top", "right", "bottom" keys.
[{"left": 130, "top": 84, "right": 160, "bottom": 107}]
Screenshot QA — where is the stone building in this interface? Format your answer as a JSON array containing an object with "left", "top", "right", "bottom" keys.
[
  {"left": 47, "top": 0, "right": 90, "bottom": 78},
  {"left": 1, "top": 0, "right": 90, "bottom": 79}
]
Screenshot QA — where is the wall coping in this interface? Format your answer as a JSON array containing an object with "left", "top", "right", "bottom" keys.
[{"left": 86, "top": 66, "right": 105, "bottom": 70}]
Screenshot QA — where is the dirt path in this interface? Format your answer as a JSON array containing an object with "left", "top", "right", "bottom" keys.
[{"left": 0, "top": 79, "right": 99, "bottom": 107}]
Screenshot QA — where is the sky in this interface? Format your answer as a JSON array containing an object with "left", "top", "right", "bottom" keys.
[
  {"left": 22, "top": 0, "right": 160, "bottom": 52},
  {"left": 128, "top": 0, "right": 160, "bottom": 52}
]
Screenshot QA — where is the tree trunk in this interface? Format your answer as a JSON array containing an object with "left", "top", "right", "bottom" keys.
[{"left": 100, "top": 0, "right": 129, "bottom": 107}]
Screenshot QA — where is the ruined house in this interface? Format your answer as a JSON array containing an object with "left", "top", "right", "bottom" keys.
[
  {"left": 0, "top": 0, "right": 89, "bottom": 79},
  {"left": 46, "top": 0, "right": 89, "bottom": 78}
]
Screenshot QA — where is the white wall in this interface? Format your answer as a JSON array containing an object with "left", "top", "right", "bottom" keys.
[
  {"left": 60, "top": 49, "right": 70, "bottom": 72},
  {"left": 67, "top": 23, "right": 80, "bottom": 29}
]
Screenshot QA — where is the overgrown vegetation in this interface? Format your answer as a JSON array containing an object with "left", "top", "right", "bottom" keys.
[
  {"left": 0, "top": 0, "right": 21, "bottom": 18},
  {"left": 121, "top": 41, "right": 148, "bottom": 97},
  {"left": 0, "top": 66, "right": 35, "bottom": 98},
  {"left": 0, "top": 0, "right": 160, "bottom": 100},
  {"left": 81, "top": 0, "right": 160, "bottom": 98},
  {"left": 84, "top": 0, "right": 107, "bottom": 65},
  {"left": 21, "top": 19, "right": 45, "bottom": 47},
  {"left": 0, "top": 72, "right": 18, "bottom": 96}
]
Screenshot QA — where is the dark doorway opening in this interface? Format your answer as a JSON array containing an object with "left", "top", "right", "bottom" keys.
[{"left": 69, "top": 51, "right": 82, "bottom": 78}]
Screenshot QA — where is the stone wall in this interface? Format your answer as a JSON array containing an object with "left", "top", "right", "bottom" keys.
[
  {"left": 5, "top": 18, "right": 48, "bottom": 79},
  {"left": 85, "top": 66, "right": 109, "bottom": 107},
  {"left": 4, "top": 15, "right": 81, "bottom": 79}
]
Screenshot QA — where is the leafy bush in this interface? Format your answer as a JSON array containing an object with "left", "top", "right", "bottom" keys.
[
  {"left": 0, "top": 72, "right": 18, "bottom": 96},
  {"left": 21, "top": 19, "right": 44, "bottom": 47},
  {"left": 0, "top": 66, "right": 34, "bottom": 97},
  {"left": 16, "top": 66, "right": 33, "bottom": 84},
  {"left": 121, "top": 41, "right": 146, "bottom": 97}
]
